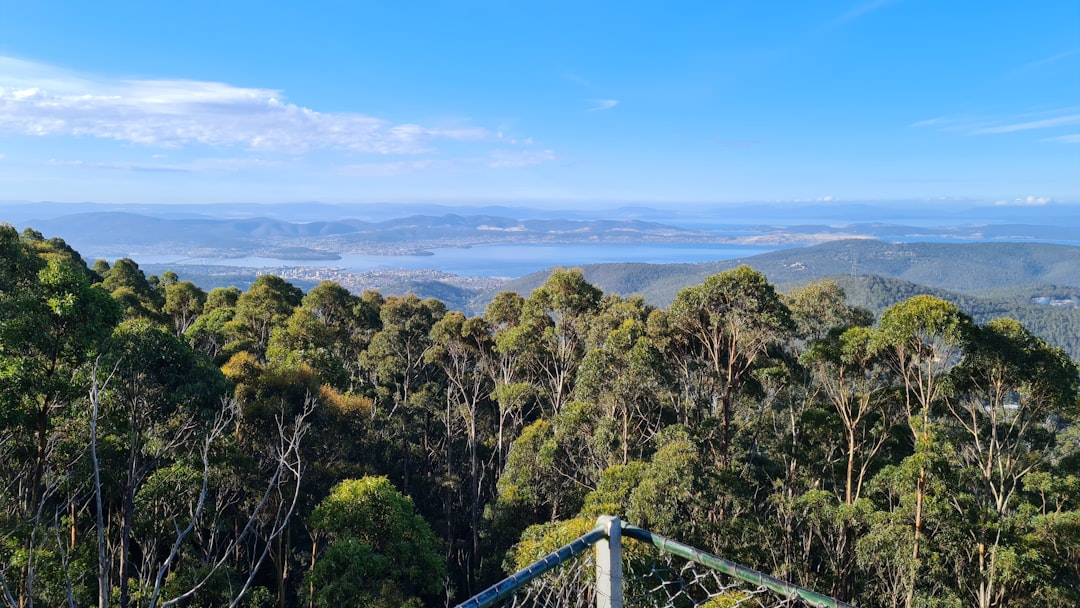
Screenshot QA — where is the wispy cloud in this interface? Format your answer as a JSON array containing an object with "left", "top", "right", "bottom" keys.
[
  {"left": 994, "top": 195, "right": 1053, "bottom": 206},
  {"left": 487, "top": 149, "right": 555, "bottom": 168},
  {"left": 0, "top": 56, "right": 488, "bottom": 153},
  {"left": 49, "top": 159, "right": 191, "bottom": 173},
  {"left": 339, "top": 159, "right": 446, "bottom": 177},
  {"left": 913, "top": 108, "right": 1080, "bottom": 140},
  {"left": 824, "top": 0, "right": 899, "bottom": 29},
  {"left": 1006, "top": 48, "right": 1080, "bottom": 78},
  {"left": 586, "top": 99, "right": 618, "bottom": 112},
  {"left": 496, "top": 132, "right": 534, "bottom": 145},
  {"left": 339, "top": 149, "right": 557, "bottom": 175},
  {"left": 909, "top": 117, "right": 951, "bottom": 128},
  {"left": 972, "top": 114, "right": 1080, "bottom": 134},
  {"left": 1045, "top": 134, "right": 1080, "bottom": 144},
  {"left": 46, "top": 156, "right": 287, "bottom": 173},
  {"left": 563, "top": 72, "right": 595, "bottom": 89}
]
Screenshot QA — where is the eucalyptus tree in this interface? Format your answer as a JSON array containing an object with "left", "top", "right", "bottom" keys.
[
  {"left": 517, "top": 268, "right": 602, "bottom": 416},
  {"left": 184, "top": 287, "right": 241, "bottom": 362},
  {"left": 798, "top": 326, "right": 899, "bottom": 600},
  {"left": 360, "top": 295, "right": 445, "bottom": 495},
  {"left": 668, "top": 266, "right": 794, "bottom": 468},
  {"left": 803, "top": 326, "right": 898, "bottom": 506},
  {"left": 426, "top": 311, "right": 495, "bottom": 592},
  {"left": 267, "top": 281, "right": 376, "bottom": 389},
  {"left": 784, "top": 280, "right": 874, "bottom": 349},
  {"left": 944, "top": 318, "right": 1079, "bottom": 607},
  {"left": 101, "top": 258, "right": 162, "bottom": 319},
  {"left": 0, "top": 226, "right": 108, "bottom": 607},
  {"left": 646, "top": 308, "right": 712, "bottom": 427},
  {"left": 163, "top": 280, "right": 206, "bottom": 336},
  {"left": 204, "top": 286, "right": 241, "bottom": 311},
  {"left": 219, "top": 349, "right": 323, "bottom": 608},
  {"left": 224, "top": 275, "right": 303, "bottom": 358},
  {"left": 0, "top": 246, "right": 121, "bottom": 525},
  {"left": 97, "top": 319, "right": 227, "bottom": 608},
  {"left": 306, "top": 476, "right": 444, "bottom": 608},
  {"left": 483, "top": 291, "right": 536, "bottom": 471},
  {"left": 576, "top": 317, "right": 671, "bottom": 465},
  {"left": 495, "top": 400, "right": 615, "bottom": 524},
  {"left": 871, "top": 295, "right": 974, "bottom": 607}
]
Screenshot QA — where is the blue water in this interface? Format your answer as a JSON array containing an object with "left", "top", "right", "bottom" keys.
[{"left": 135, "top": 242, "right": 780, "bottom": 277}]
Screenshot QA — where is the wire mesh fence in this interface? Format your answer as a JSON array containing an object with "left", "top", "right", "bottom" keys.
[
  {"left": 474, "top": 548, "right": 835, "bottom": 608},
  {"left": 458, "top": 517, "right": 856, "bottom": 608}
]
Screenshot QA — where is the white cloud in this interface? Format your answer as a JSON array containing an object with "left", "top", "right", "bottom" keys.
[
  {"left": 910, "top": 117, "right": 949, "bottom": 128},
  {"left": 587, "top": 99, "right": 618, "bottom": 112},
  {"left": 1046, "top": 134, "right": 1080, "bottom": 144},
  {"left": 1007, "top": 48, "right": 1080, "bottom": 78},
  {"left": 339, "top": 160, "right": 445, "bottom": 177},
  {"left": 972, "top": 114, "right": 1080, "bottom": 134},
  {"left": 823, "top": 0, "right": 899, "bottom": 29},
  {"left": 496, "top": 132, "right": 536, "bottom": 145},
  {"left": 913, "top": 109, "right": 1080, "bottom": 139},
  {"left": 46, "top": 156, "right": 287, "bottom": 173},
  {"left": 0, "top": 56, "right": 488, "bottom": 153},
  {"left": 487, "top": 149, "right": 555, "bottom": 168},
  {"left": 995, "top": 195, "right": 1054, "bottom": 206}
]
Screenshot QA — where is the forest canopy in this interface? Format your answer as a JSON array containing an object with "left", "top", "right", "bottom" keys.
[{"left": 2, "top": 223, "right": 1079, "bottom": 608}]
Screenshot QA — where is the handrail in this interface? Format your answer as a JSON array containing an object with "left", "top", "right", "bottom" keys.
[
  {"left": 453, "top": 517, "right": 860, "bottom": 608},
  {"left": 621, "top": 523, "right": 858, "bottom": 608},
  {"left": 453, "top": 524, "right": 608, "bottom": 608}
]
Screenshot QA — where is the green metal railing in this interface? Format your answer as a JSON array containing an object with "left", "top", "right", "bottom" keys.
[{"left": 455, "top": 515, "right": 858, "bottom": 608}]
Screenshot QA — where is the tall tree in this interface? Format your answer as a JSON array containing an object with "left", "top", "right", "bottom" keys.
[
  {"left": 360, "top": 295, "right": 445, "bottom": 494},
  {"left": 803, "top": 326, "right": 897, "bottom": 506},
  {"left": 873, "top": 295, "right": 973, "bottom": 608},
  {"left": 225, "top": 275, "right": 303, "bottom": 358},
  {"left": 307, "top": 476, "right": 444, "bottom": 608},
  {"left": 267, "top": 281, "right": 376, "bottom": 390},
  {"left": 163, "top": 280, "right": 206, "bottom": 336},
  {"left": 576, "top": 317, "right": 671, "bottom": 465},
  {"left": 427, "top": 311, "right": 494, "bottom": 594},
  {"left": 945, "top": 318, "right": 1079, "bottom": 607},
  {"left": 668, "top": 266, "right": 793, "bottom": 467},
  {"left": 98, "top": 319, "right": 227, "bottom": 608},
  {"left": 483, "top": 291, "right": 536, "bottom": 471},
  {"left": 517, "top": 269, "right": 602, "bottom": 415}
]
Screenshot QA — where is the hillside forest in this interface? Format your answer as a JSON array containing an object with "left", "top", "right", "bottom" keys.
[{"left": 2, "top": 223, "right": 1080, "bottom": 608}]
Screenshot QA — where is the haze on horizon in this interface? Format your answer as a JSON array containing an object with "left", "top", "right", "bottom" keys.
[{"left": 0, "top": 1, "right": 1077, "bottom": 208}]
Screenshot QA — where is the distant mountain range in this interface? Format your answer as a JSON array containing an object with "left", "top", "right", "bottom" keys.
[
  {"left": 7, "top": 199, "right": 1080, "bottom": 226},
  {"left": 16, "top": 211, "right": 704, "bottom": 259},
  {"left": 7, "top": 201, "right": 1080, "bottom": 357},
  {"left": 486, "top": 239, "right": 1080, "bottom": 359},
  {"left": 494, "top": 240, "right": 1080, "bottom": 303},
  {"left": 6, "top": 200, "right": 1080, "bottom": 261}
]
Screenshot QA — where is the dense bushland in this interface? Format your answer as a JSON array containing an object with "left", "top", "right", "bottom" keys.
[{"left": 2, "top": 223, "right": 1079, "bottom": 608}]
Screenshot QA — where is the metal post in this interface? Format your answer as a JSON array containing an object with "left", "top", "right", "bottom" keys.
[{"left": 595, "top": 516, "right": 623, "bottom": 608}]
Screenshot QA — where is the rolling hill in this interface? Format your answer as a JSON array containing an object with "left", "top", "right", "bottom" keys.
[{"left": 477, "top": 239, "right": 1080, "bottom": 358}]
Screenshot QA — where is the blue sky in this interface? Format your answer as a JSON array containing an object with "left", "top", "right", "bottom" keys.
[{"left": 0, "top": 1, "right": 1077, "bottom": 206}]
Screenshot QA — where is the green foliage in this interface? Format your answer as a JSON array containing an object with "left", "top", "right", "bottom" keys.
[
  {"left": 626, "top": 425, "right": 706, "bottom": 543},
  {"left": 308, "top": 476, "right": 444, "bottom": 607},
  {"left": 163, "top": 279, "right": 206, "bottom": 335},
  {"left": 225, "top": 274, "right": 304, "bottom": 357},
  {"left": 5, "top": 227, "right": 1080, "bottom": 608}
]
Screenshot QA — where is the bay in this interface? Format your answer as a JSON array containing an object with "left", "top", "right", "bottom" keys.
[{"left": 131, "top": 242, "right": 780, "bottom": 278}]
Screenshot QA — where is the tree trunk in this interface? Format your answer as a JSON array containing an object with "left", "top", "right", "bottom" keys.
[
  {"left": 469, "top": 416, "right": 479, "bottom": 596},
  {"left": 846, "top": 431, "right": 856, "bottom": 505}
]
